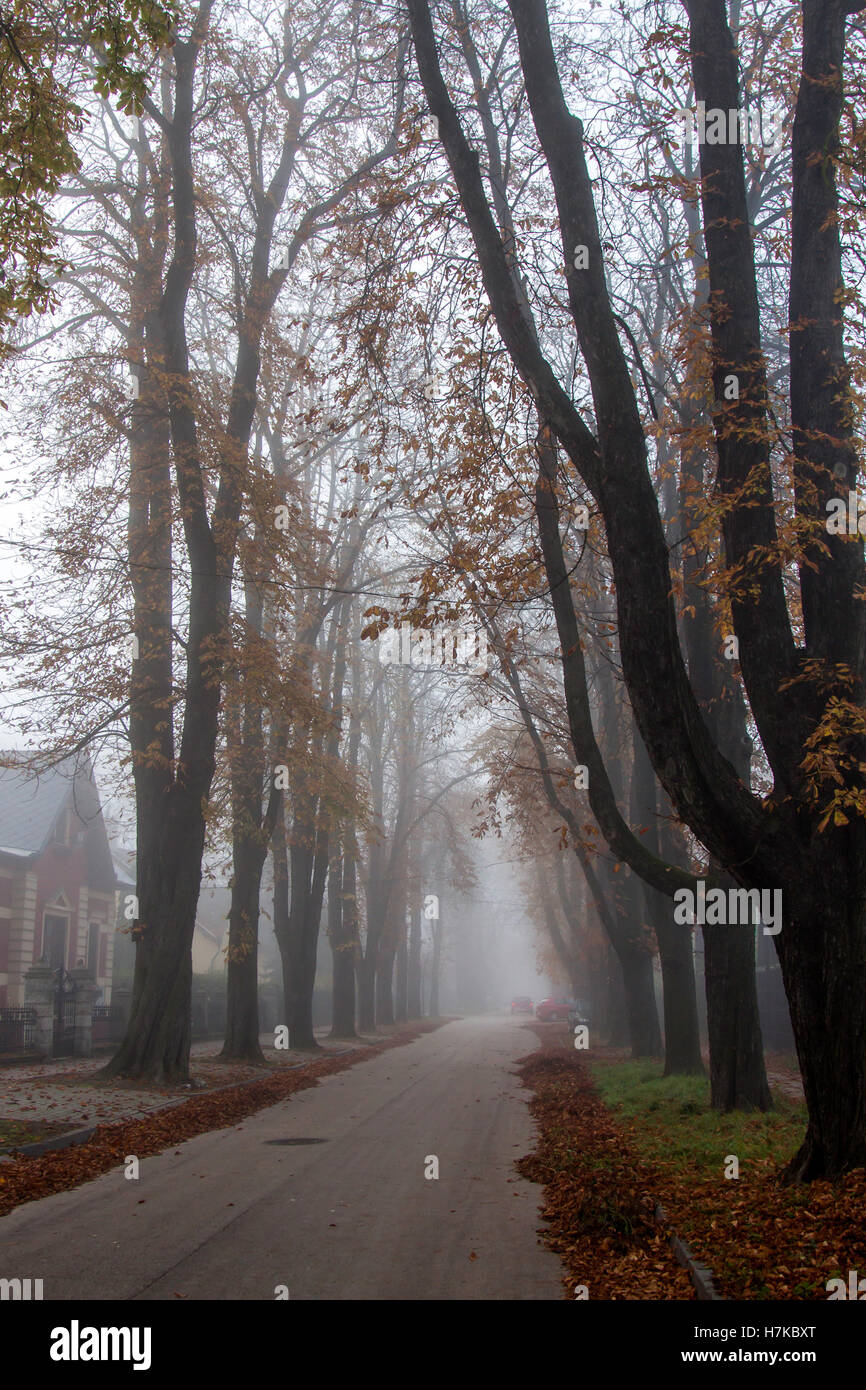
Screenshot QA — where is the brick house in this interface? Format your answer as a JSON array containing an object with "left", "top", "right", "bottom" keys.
[{"left": 0, "top": 755, "right": 117, "bottom": 1007}]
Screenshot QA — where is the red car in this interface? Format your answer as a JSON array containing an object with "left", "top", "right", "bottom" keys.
[
  {"left": 535, "top": 996, "right": 571, "bottom": 1022},
  {"left": 510, "top": 996, "right": 534, "bottom": 1014}
]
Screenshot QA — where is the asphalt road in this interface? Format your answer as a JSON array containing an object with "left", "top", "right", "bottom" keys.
[{"left": 0, "top": 1016, "right": 565, "bottom": 1300}]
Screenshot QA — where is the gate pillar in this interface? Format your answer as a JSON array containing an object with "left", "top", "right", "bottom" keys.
[
  {"left": 69, "top": 966, "right": 99, "bottom": 1058},
  {"left": 23, "top": 960, "right": 54, "bottom": 1056}
]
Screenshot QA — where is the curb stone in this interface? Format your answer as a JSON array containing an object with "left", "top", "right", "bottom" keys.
[{"left": 655, "top": 1202, "right": 723, "bottom": 1300}]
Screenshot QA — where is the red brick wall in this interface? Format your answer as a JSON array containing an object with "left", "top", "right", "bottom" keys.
[{"left": 34, "top": 844, "right": 86, "bottom": 965}]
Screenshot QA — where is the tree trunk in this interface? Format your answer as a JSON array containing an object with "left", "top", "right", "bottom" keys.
[
  {"left": 359, "top": 682, "right": 387, "bottom": 1034},
  {"left": 283, "top": 836, "right": 322, "bottom": 1051},
  {"left": 221, "top": 839, "right": 266, "bottom": 1062},
  {"left": 544, "top": 854, "right": 589, "bottom": 1000},
  {"left": 703, "top": 914, "right": 771, "bottom": 1111},
  {"left": 281, "top": 949, "right": 316, "bottom": 1051},
  {"left": 395, "top": 921, "right": 408, "bottom": 1022},
  {"left": 631, "top": 727, "right": 704, "bottom": 1075},
  {"left": 429, "top": 914, "right": 442, "bottom": 1018},
  {"left": 679, "top": 525, "right": 771, "bottom": 1107},
  {"left": 775, "top": 872, "right": 866, "bottom": 1179},
  {"left": 278, "top": 601, "right": 349, "bottom": 1050},
  {"left": 330, "top": 612, "right": 362, "bottom": 1040},
  {"left": 587, "top": 638, "right": 662, "bottom": 1060},
  {"left": 271, "top": 803, "right": 290, "bottom": 1046},
  {"left": 616, "top": 934, "right": 662, "bottom": 1059},
  {"left": 600, "top": 938, "right": 629, "bottom": 1047},
  {"left": 105, "top": 820, "right": 202, "bottom": 1081},
  {"left": 358, "top": 950, "right": 377, "bottom": 1034},
  {"left": 407, "top": 879, "right": 423, "bottom": 1018},
  {"left": 329, "top": 843, "right": 358, "bottom": 1038},
  {"left": 107, "top": 213, "right": 185, "bottom": 1081},
  {"left": 221, "top": 560, "right": 280, "bottom": 1064},
  {"left": 376, "top": 950, "right": 395, "bottom": 1025},
  {"left": 653, "top": 907, "right": 703, "bottom": 1076},
  {"left": 384, "top": 832, "right": 409, "bottom": 1024},
  {"left": 593, "top": 853, "right": 662, "bottom": 1059}
]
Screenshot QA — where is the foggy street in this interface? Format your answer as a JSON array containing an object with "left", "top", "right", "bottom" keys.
[
  {"left": 0, "top": 1017, "right": 564, "bottom": 1301},
  {"left": 4, "top": 0, "right": 863, "bottom": 1345}
]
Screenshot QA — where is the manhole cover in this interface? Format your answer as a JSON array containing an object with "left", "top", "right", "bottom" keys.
[{"left": 264, "top": 1138, "right": 328, "bottom": 1146}]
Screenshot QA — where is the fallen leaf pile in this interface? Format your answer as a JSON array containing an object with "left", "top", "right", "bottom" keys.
[
  {"left": 656, "top": 1159, "right": 866, "bottom": 1300},
  {"left": 517, "top": 1036, "right": 866, "bottom": 1300},
  {"left": 0, "top": 1021, "right": 444, "bottom": 1219},
  {"left": 515, "top": 1043, "right": 695, "bottom": 1300}
]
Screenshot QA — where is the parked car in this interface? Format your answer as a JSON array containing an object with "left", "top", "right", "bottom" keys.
[
  {"left": 535, "top": 996, "right": 572, "bottom": 1022},
  {"left": 568, "top": 1001, "right": 591, "bottom": 1031},
  {"left": 510, "top": 996, "right": 534, "bottom": 1014}
]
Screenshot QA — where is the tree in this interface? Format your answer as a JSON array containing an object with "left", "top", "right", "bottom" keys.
[
  {"left": 406, "top": 0, "right": 866, "bottom": 1176},
  {"left": 0, "top": 0, "right": 176, "bottom": 355},
  {"left": 109, "top": 0, "right": 404, "bottom": 1080}
]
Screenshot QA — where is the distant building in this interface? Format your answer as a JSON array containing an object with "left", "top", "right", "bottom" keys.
[
  {"left": 109, "top": 857, "right": 234, "bottom": 982},
  {"left": 0, "top": 755, "right": 118, "bottom": 1006},
  {"left": 193, "top": 884, "right": 232, "bottom": 975}
]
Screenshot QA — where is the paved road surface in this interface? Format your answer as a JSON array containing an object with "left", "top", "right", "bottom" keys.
[{"left": 0, "top": 1016, "right": 564, "bottom": 1300}]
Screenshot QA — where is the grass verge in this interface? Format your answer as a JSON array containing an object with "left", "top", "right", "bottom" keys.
[
  {"left": 0, "top": 1117, "right": 79, "bottom": 1154},
  {"left": 576, "top": 1044, "right": 866, "bottom": 1299},
  {"left": 589, "top": 1057, "right": 806, "bottom": 1175}
]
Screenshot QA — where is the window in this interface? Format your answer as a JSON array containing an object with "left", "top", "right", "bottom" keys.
[
  {"left": 87, "top": 923, "right": 101, "bottom": 975},
  {"left": 43, "top": 914, "right": 68, "bottom": 971}
]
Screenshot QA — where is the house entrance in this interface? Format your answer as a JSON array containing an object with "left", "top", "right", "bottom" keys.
[{"left": 53, "top": 969, "right": 77, "bottom": 1057}]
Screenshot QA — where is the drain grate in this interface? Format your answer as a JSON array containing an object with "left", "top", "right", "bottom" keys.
[{"left": 264, "top": 1137, "right": 328, "bottom": 1146}]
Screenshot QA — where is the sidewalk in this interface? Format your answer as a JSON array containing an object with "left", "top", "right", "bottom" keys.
[
  {"left": 0, "top": 1030, "right": 366, "bottom": 1152},
  {"left": 762, "top": 1050, "right": 804, "bottom": 1101},
  {"left": 0, "top": 1020, "right": 448, "bottom": 1219}
]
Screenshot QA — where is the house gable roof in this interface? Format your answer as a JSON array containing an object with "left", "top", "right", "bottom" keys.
[
  {"left": 0, "top": 753, "right": 117, "bottom": 890},
  {"left": 0, "top": 754, "right": 76, "bottom": 855}
]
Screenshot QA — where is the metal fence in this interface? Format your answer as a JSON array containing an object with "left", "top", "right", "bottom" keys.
[
  {"left": 0, "top": 1006, "right": 37, "bottom": 1054},
  {"left": 91, "top": 1004, "right": 125, "bottom": 1047}
]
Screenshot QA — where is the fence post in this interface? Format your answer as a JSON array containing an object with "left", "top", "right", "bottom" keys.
[{"left": 23, "top": 960, "right": 54, "bottom": 1056}]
